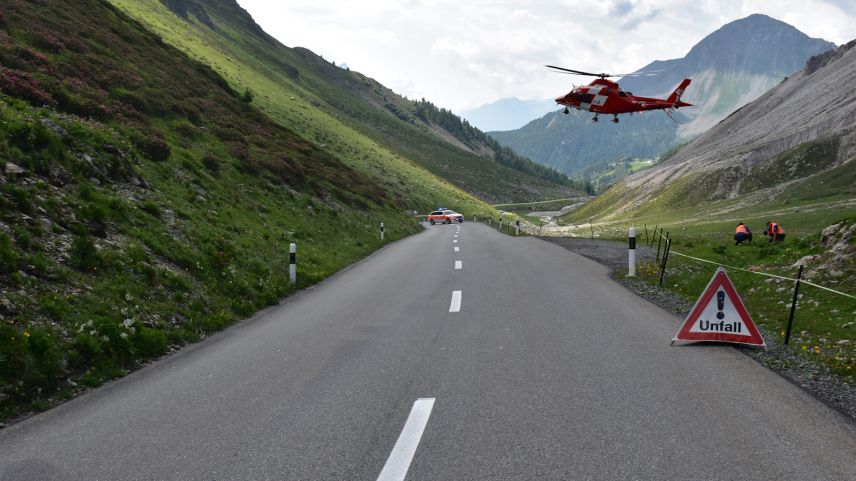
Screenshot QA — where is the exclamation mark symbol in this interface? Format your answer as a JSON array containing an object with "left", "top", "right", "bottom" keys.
[{"left": 716, "top": 291, "right": 725, "bottom": 319}]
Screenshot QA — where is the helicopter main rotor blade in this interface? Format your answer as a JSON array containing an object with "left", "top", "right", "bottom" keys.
[
  {"left": 616, "top": 71, "right": 663, "bottom": 78},
  {"left": 545, "top": 65, "right": 612, "bottom": 77},
  {"left": 546, "top": 65, "right": 665, "bottom": 79}
]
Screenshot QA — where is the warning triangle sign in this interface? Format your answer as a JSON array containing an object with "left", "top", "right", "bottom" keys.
[{"left": 672, "top": 267, "right": 765, "bottom": 347}]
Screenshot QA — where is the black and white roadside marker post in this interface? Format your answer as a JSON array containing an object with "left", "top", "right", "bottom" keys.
[
  {"left": 515, "top": 219, "right": 520, "bottom": 236},
  {"left": 289, "top": 242, "right": 297, "bottom": 285},
  {"left": 489, "top": 216, "right": 492, "bottom": 226},
  {"left": 628, "top": 227, "right": 636, "bottom": 277},
  {"left": 381, "top": 222, "right": 385, "bottom": 241},
  {"left": 473, "top": 214, "right": 477, "bottom": 223}
]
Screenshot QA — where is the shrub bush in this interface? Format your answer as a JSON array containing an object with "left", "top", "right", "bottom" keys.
[
  {"left": 132, "top": 130, "right": 171, "bottom": 162},
  {"left": 0, "top": 233, "right": 17, "bottom": 274},
  {"left": 140, "top": 200, "right": 161, "bottom": 218},
  {"left": 202, "top": 154, "right": 221, "bottom": 175},
  {"left": 68, "top": 334, "right": 102, "bottom": 370},
  {"left": 134, "top": 327, "right": 167, "bottom": 359},
  {"left": 0, "top": 325, "right": 63, "bottom": 402},
  {"left": 69, "top": 234, "right": 101, "bottom": 272},
  {"left": 25, "top": 328, "right": 63, "bottom": 393}
]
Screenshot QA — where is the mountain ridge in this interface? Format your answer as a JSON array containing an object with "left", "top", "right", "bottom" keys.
[
  {"left": 564, "top": 39, "right": 856, "bottom": 224},
  {"left": 459, "top": 97, "right": 557, "bottom": 132},
  {"left": 491, "top": 14, "right": 835, "bottom": 180},
  {"left": 137, "top": 0, "right": 585, "bottom": 202}
]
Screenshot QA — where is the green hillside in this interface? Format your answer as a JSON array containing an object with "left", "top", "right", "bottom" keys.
[
  {"left": 561, "top": 135, "right": 856, "bottom": 235},
  {"left": 0, "top": 0, "right": 505, "bottom": 420},
  {"left": 109, "top": 0, "right": 583, "bottom": 203},
  {"left": 490, "top": 108, "right": 680, "bottom": 177}
]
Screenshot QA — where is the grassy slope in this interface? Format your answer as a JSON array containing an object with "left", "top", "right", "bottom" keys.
[
  {"left": 0, "top": 0, "right": 502, "bottom": 420},
  {"left": 109, "top": 0, "right": 578, "bottom": 204},
  {"left": 554, "top": 137, "right": 856, "bottom": 382},
  {"left": 562, "top": 135, "right": 856, "bottom": 236}
]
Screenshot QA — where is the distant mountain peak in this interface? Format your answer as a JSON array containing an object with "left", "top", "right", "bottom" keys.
[
  {"left": 491, "top": 14, "right": 836, "bottom": 182},
  {"left": 679, "top": 13, "right": 834, "bottom": 75}
]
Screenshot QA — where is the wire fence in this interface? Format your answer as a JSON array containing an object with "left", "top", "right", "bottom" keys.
[
  {"left": 645, "top": 225, "right": 855, "bottom": 346},
  {"left": 648, "top": 227, "right": 856, "bottom": 300}
]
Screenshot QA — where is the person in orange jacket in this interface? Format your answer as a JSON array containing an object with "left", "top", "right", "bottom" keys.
[
  {"left": 766, "top": 221, "right": 785, "bottom": 242},
  {"left": 734, "top": 222, "right": 752, "bottom": 245}
]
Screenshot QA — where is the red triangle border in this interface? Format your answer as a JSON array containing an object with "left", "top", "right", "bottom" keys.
[{"left": 673, "top": 267, "right": 765, "bottom": 347}]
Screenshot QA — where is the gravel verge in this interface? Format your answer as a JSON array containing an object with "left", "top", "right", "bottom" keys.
[{"left": 540, "top": 236, "right": 856, "bottom": 424}]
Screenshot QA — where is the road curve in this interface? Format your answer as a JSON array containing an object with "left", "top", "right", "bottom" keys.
[{"left": 1, "top": 222, "right": 854, "bottom": 480}]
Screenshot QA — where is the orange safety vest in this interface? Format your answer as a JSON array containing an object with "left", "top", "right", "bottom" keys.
[
  {"left": 768, "top": 223, "right": 784, "bottom": 235},
  {"left": 735, "top": 224, "right": 749, "bottom": 235}
]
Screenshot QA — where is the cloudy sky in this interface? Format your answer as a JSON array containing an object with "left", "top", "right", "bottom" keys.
[{"left": 235, "top": 0, "right": 856, "bottom": 112}]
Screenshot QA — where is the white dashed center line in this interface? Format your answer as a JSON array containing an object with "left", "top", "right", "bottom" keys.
[
  {"left": 454, "top": 246, "right": 459, "bottom": 252},
  {"left": 455, "top": 260, "right": 462, "bottom": 270},
  {"left": 376, "top": 398, "right": 436, "bottom": 481},
  {"left": 449, "top": 290, "right": 462, "bottom": 312},
  {"left": 453, "top": 239, "right": 457, "bottom": 243}
]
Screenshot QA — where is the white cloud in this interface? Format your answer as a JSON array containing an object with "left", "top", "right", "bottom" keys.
[{"left": 236, "top": 0, "right": 856, "bottom": 111}]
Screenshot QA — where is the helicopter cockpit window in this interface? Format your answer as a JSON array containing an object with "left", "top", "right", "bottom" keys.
[{"left": 618, "top": 91, "right": 627, "bottom": 97}]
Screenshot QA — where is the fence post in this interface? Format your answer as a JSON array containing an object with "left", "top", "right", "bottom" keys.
[
  {"left": 590, "top": 217, "right": 594, "bottom": 239},
  {"left": 628, "top": 227, "right": 637, "bottom": 277},
  {"left": 784, "top": 265, "right": 804, "bottom": 346},
  {"left": 658, "top": 238, "right": 671, "bottom": 286},
  {"left": 515, "top": 220, "right": 520, "bottom": 236},
  {"left": 499, "top": 218, "right": 503, "bottom": 231},
  {"left": 380, "top": 222, "right": 385, "bottom": 241},
  {"left": 644, "top": 224, "right": 649, "bottom": 246},
  {"left": 656, "top": 229, "right": 663, "bottom": 260},
  {"left": 651, "top": 225, "right": 658, "bottom": 247},
  {"left": 289, "top": 242, "right": 297, "bottom": 285}
]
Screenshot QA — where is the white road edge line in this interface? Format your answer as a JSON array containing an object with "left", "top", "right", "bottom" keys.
[
  {"left": 454, "top": 246, "right": 460, "bottom": 252},
  {"left": 455, "top": 260, "right": 462, "bottom": 270},
  {"left": 376, "top": 398, "right": 436, "bottom": 481},
  {"left": 449, "top": 290, "right": 462, "bottom": 312}
]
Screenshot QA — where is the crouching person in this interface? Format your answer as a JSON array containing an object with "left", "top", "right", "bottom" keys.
[
  {"left": 734, "top": 222, "right": 753, "bottom": 245},
  {"left": 766, "top": 221, "right": 785, "bottom": 242}
]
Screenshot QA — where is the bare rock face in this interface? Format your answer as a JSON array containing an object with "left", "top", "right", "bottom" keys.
[
  {"left": 4, "top": 163, "right": 25, "bottom": 175},
  {"left": 802, "top": 222, "right": 856, "bottom": 282},
  {"left": 806, "top": 39, "right": 856, "bottom": 75},
  {"left": 822, "top": 221, "right": 848, "bottom": 247}
]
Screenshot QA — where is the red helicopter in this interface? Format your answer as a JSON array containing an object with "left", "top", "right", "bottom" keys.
[{"left": 547, "top": 65, "right": 692, "bottom": 123}]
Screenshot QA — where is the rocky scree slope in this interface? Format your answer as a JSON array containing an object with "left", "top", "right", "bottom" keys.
[
  {"left": 627, "top": 41, "right": 856, "bottom": 204},
  {"left": 572, "top": 39, "right": 856, "bottom": 222}
]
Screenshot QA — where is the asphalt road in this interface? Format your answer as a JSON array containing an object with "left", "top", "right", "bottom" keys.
[{"left": 1, "top": 222, "right": 855, "bottom": 480}]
